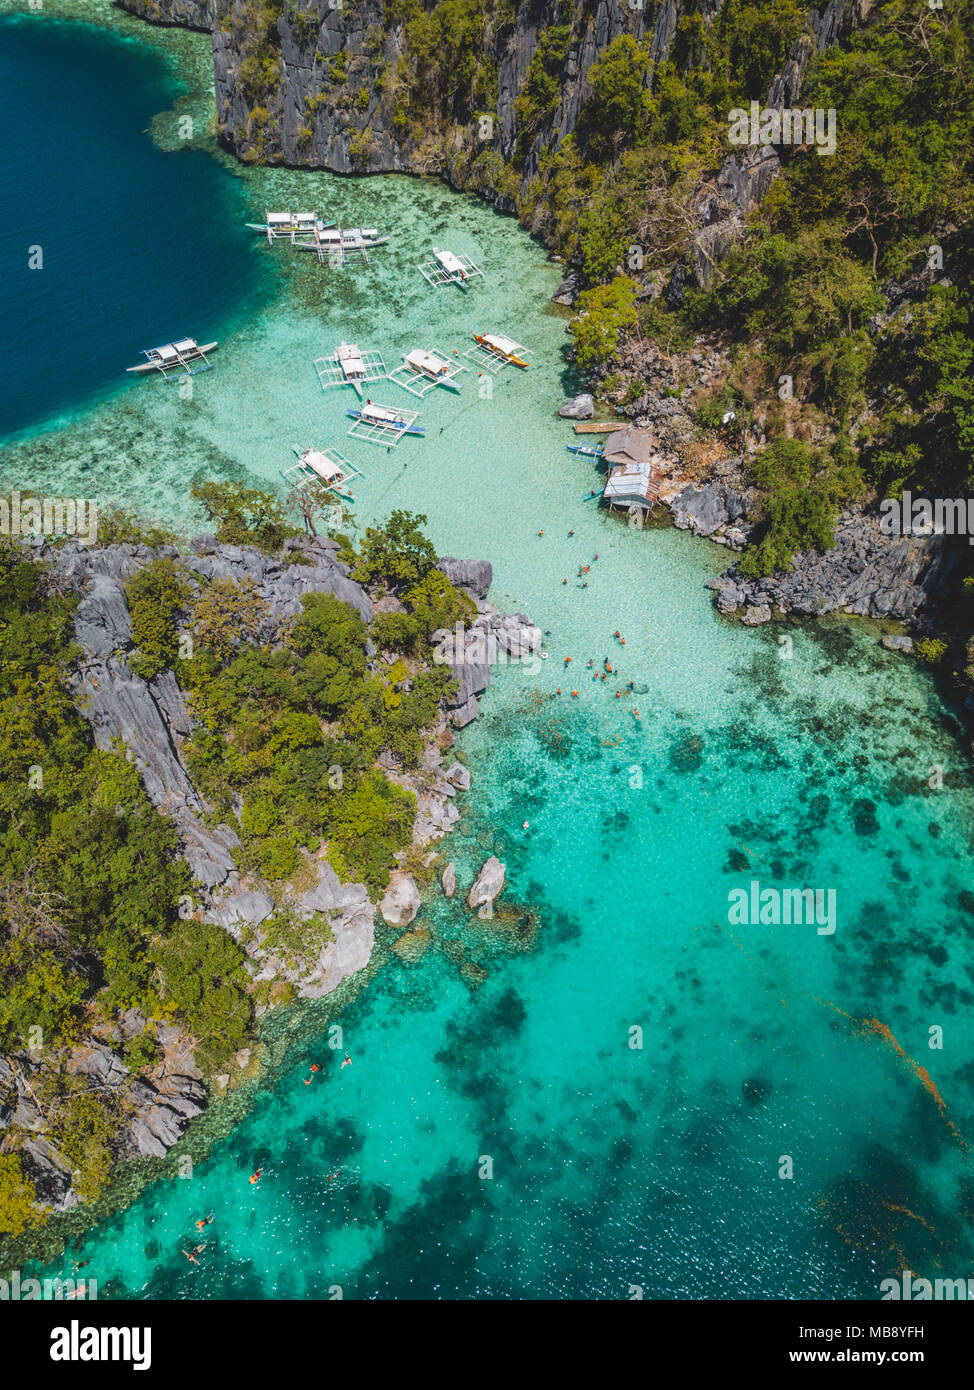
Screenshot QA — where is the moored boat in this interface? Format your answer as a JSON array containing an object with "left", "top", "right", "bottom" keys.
[
  {"left": 283, "top": 446, "right": 361, "bottom": 502},
  {"left": 419, "top": 247, "right": 485, "bottom": 289},
  {"left": 296, "top": 227, "right": 389, "bottom": 253},
  {"left": 402, "top": 348, "right": 462, "bottom": 392},
  {"left": 246, "top": 211, "right": 334, "bottom": 242},
  {"left": 346, "top": 403, "right": 425, "bottom": 436},
  {"left": 126, "top": 338, "right": 217, "bottom": 377},
  {"left": 314, "top": 341, "right": 387, "bottom": 395},
  {"left": 474, "top": 332, "right": 530, "bottom": 368}
]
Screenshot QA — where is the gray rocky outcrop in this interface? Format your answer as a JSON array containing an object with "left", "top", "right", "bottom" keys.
[
  {"left": 467, "top": 856, "right": 506, "bottom": 911},
  {"left": 740, "top": 603, "right": 773, "bottom": 626},
  {"left": 670, "top": 481, "right": 753, "bottom": 545},
  {"left": 378, "top": 872, "right": 421, "bottom": 927},
  {"left": 441, "top": 862, "right": 457, "bottom": 898},
  {"left": 20, "top": 1138, "right": 79, "bottom": 1212},
  {"left": 708, "top": 508, "right": 960, "bottom": 623},
  {"left": 444, "top": 762, "right": 470, "bottom": 792},
  {"left": 119, "top": 0, "right": 215, "bottom": 30},
  {"left": 437, "top": 557, "right": 493, "bottom": 601},
  {"left": 559, "top": 394, "right": 594, "bottom": 420},
  {"left": 434, "top": 594, "right": 542, "bottom": 727}
]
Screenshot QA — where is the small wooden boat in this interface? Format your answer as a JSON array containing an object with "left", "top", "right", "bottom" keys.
[
  {"left": 401, "top": 348, "right": 462, "bottom": 392},
  {"left": 246, "top": 211, "right": 334, "bottom": 242},
  {"left": 566, "top": 442, "right": 604, "bottom": 460},
  {"left": 283, "top": 446, "right": 361, "bottom": 502},
  {"left": 474, "top": 333, "right": 529, "bottom": 368},
  {"left": 419, "top": 247, "right": 485, "bottom": 289},
  {"left": 314, "top": 341, "right": 387, "bottom": 396},
  {"left": 126, "top": 338, "right": 217, "bottom": 378},
  {"left": 296, "top": 227, "right": 389, "bottom": 253},
  {"left": 346, "top": 403, "right": 425, "bottom": 436}
]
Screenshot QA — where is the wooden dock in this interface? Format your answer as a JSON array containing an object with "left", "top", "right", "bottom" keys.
[{"left": 573, "top": 421, "right": 623, "bottom": 434}]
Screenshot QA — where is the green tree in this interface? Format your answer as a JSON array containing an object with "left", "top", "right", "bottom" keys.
[
  {"left": 125, "top": 558, "right": 191, "bottom": 681},
  {"left": 578, "top": 35, "right": 654, "bottom": 160},
  {"left": 0, "top": 938, "right": 85, "bottom": 1052},
  {"left": 570, "top": 276, "right": 639, "bottom": 370},
  {"left": 190, "top": 480, "right": 298, "bottom": 553},
  {"left": 0, "top": 1154, "right": 40, "bottom": 1239},
  {"left": 355, "top": 511, "right": 439, "bottom": 591},
  {"left": 153, "top": 922, "right": 252, "bottom": 1073},
  {"left": 191, "top": 575, "right": 270, "bottom": 664}
]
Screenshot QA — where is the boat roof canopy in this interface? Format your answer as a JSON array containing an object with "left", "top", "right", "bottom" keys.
[
  {"left": 302, "top": 449, "right": 344, "bottom": 481},
  {"left": 485, "top": 333, "right": 522, "bottom": 354},
  {"left": 434, "top": 248, "right": 464, "bottom": 272}
]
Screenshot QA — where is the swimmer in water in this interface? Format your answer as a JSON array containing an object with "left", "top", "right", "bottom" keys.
[
  {"left": 249, "top": 1165, "right": 264, "bottom": 1186},
  {"left": 341, "top": 1053, "right": 352, "bottom": 1069}
]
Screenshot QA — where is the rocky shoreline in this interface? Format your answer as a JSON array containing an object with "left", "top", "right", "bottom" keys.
[{"left": 1, "top": 531, "right": 536, "bottom": 1222}]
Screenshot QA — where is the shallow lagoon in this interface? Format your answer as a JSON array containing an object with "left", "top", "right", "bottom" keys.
[{"left": 5, "top": 11, "right": 974, "bottom": 1299}]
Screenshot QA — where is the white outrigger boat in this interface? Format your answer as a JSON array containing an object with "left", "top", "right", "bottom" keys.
[
  {"left": 314, "top": 341, "right": 387, "bottom": 396},
  {"left": 389, "top": 347, "right": 466, "bottom": 397},
  {"left": 298, "top": 226, "right": 390, "bottom": 266},
  {"left": 246, "top": 211, "right": 334, "bottom": 244},
  {"left": 465, "top": 331, "right": 531, "bottom": 373},
  {"left": 282, "top": 446, "right": 362, "bottom": 503},
  {"left": 418, "top": 247, "right": 484, "bottom": 289},
  {"left": 346, "top": 401, "right": 425, "bottom": 447},
  {"left": 126, "top": 338, "right": 217, "bottom": 378}
]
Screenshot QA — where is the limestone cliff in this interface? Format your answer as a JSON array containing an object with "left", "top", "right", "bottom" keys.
[{"left": 119, "top": 0, "right": 216, "bottom": 31}]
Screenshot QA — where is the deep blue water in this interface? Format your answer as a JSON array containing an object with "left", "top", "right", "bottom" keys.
[{"left": 0, "top": 14, "right": 260, "bottom": 441}]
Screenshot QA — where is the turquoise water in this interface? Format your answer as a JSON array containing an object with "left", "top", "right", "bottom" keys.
[
  {"left": 0, "top": 14, "right": 262, "bottom": 442},
  {"left": 5, "top": 18, "right": 974, "bottom": 1299}
]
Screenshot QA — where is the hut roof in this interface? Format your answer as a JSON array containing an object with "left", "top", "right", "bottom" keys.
[{"left": 603, "top": 426, "right": 655, "bottom": 465}]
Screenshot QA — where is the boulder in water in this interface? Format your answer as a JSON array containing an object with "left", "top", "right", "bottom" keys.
[
  {"left": 558, "top": 394, "right": 594, "bottom": 420},
  {"left": 379, "top": 872, "right": 421, "bottom": 927},
  {"left": 467, "top": 856, "right": 506, "bottom": 910}
]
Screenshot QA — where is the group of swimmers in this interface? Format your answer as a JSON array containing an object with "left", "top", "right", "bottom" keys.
[
  {"left": 182, "top": 1212, "right": 214, "bottom": 1264},
  {"left": 303, "top": 1053, "right": 352, "bottom": 1086},
  {"left": 554, "top": 639, "right": 638, "bottom": 714}
]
